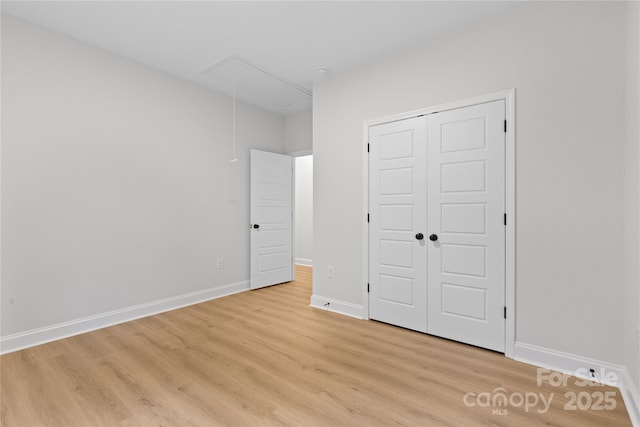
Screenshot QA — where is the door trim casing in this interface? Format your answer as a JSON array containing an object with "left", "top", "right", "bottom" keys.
[{"left": 361, "top": 89, "right": 516, "bottom": 358}]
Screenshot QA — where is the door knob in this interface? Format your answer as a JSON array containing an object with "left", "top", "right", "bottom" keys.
[
  {"left": 253, "top": 224, "right": 260, "bottom": 229},
  {"left": 415, "top": 233, "right": 424, "bottom": 240},
  {"left": 429, "top": 234, "right": 438, "bottom": 241}
]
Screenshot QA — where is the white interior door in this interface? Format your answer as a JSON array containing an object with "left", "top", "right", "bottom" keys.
[
  {"left": 369, "top": 117, "right": 428, "bottom": 332},
  {"left": 427, "top": 100, "right": 506, "bottom": 352},
  {"left": 250, "top": 149, "right": 293, "bottom": 290}
]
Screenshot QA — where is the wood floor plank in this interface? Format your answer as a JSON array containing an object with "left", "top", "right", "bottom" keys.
[{"left": 0, "top": 265, "right": 632, "bottom": 426}]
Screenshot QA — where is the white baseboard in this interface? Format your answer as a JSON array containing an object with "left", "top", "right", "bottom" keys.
[
  {"left": 514, "top": 342, "right": 626, "bottom": 385},
  {"left": 0, "top": 280, "right": 249, "bottom": 355},
  {"left": 310, "top": 294, "right": 364, "bottom": 319},
  {"left": 514, "top": 342, "right": 639, "bottom": 426},
  {"left": 622, "top": 367, "right": 640, "bottom": 427},
  {"left": 295, "top": 258, "right": 313, "bottom": 267}
]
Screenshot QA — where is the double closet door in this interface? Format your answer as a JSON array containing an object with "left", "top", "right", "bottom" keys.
[{"left": 369, "top": 100, "right": 506, "bottom": 352}]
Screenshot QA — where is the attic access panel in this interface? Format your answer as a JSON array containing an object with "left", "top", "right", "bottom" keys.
[{"left": 201, "top": 55, "right": 311, "bottom": 114}]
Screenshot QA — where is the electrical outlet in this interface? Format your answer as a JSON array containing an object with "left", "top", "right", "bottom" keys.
[
  {"left": 328, "top": 265, "right": 334, "bottom": 278},
  {"left": 217, "top": 257, "right": 224, "bottom": 269}
]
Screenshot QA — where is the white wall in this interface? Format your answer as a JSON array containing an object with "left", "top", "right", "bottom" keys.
[
  {"left": 624, "top": 0, "right": 640, "bottom": 397},
  {"left": 284, "top": 109, "right": 312, "bottom": 154},
  {"left": 1, "top": 15, "right": 285, "bottom": 339},
  {"left": 294, "top": 155, "right": 313, "bottom": 266},
  {"left": 313, "top": 2, "right": 627, "bottom": 365}
]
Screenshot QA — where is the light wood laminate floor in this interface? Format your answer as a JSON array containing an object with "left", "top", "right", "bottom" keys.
[{"left": 0, "top": 266, "right": 632, "bottom": 426}]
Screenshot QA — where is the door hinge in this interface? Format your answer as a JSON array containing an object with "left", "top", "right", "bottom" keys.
[
  {"left": 367, "top": 283, "right": 370, "bottom": 293},
  {"left": 367, "top": 213, "right": 370, "bottom": 223},
  {"left": 504, "top": 306, "right": 507, "bottom": 319},
  {"left": 504, "top": 120, "right": 507, "bottom": 133},
  {"left": 504, "top": 213, "right": 507, "bottom": 226}
]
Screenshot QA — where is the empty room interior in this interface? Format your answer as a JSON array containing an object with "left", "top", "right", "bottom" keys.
[{"left": 1, "top": 1, "right": 640, "bottom": 426}]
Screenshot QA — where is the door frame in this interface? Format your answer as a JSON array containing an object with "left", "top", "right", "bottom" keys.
[{"left": 361, "top": 89, "right": 516, "bottom": 358}]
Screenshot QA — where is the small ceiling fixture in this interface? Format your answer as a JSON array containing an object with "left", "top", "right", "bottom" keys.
[{"left": 315, "top": 67, "right": 329, "bottom": 76}]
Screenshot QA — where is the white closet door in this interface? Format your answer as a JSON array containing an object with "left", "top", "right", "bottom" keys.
[
  {"left": 369, "top": 117, "right": 428, "bottom": 332},
  {"left": 426, "top": 101, "right": 506, "bottom": 352}
]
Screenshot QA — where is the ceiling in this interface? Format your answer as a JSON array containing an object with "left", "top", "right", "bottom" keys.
[{"left": 1, "top": 1, "right": 520, "bottom": 115}]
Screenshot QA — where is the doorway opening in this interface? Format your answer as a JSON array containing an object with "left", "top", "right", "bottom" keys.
[
  {"left": 249, "top": 150, "right": 313, "bottom": 289},
  {"left": 294, "top": 155, "right": 313, "bottom": 268}
]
